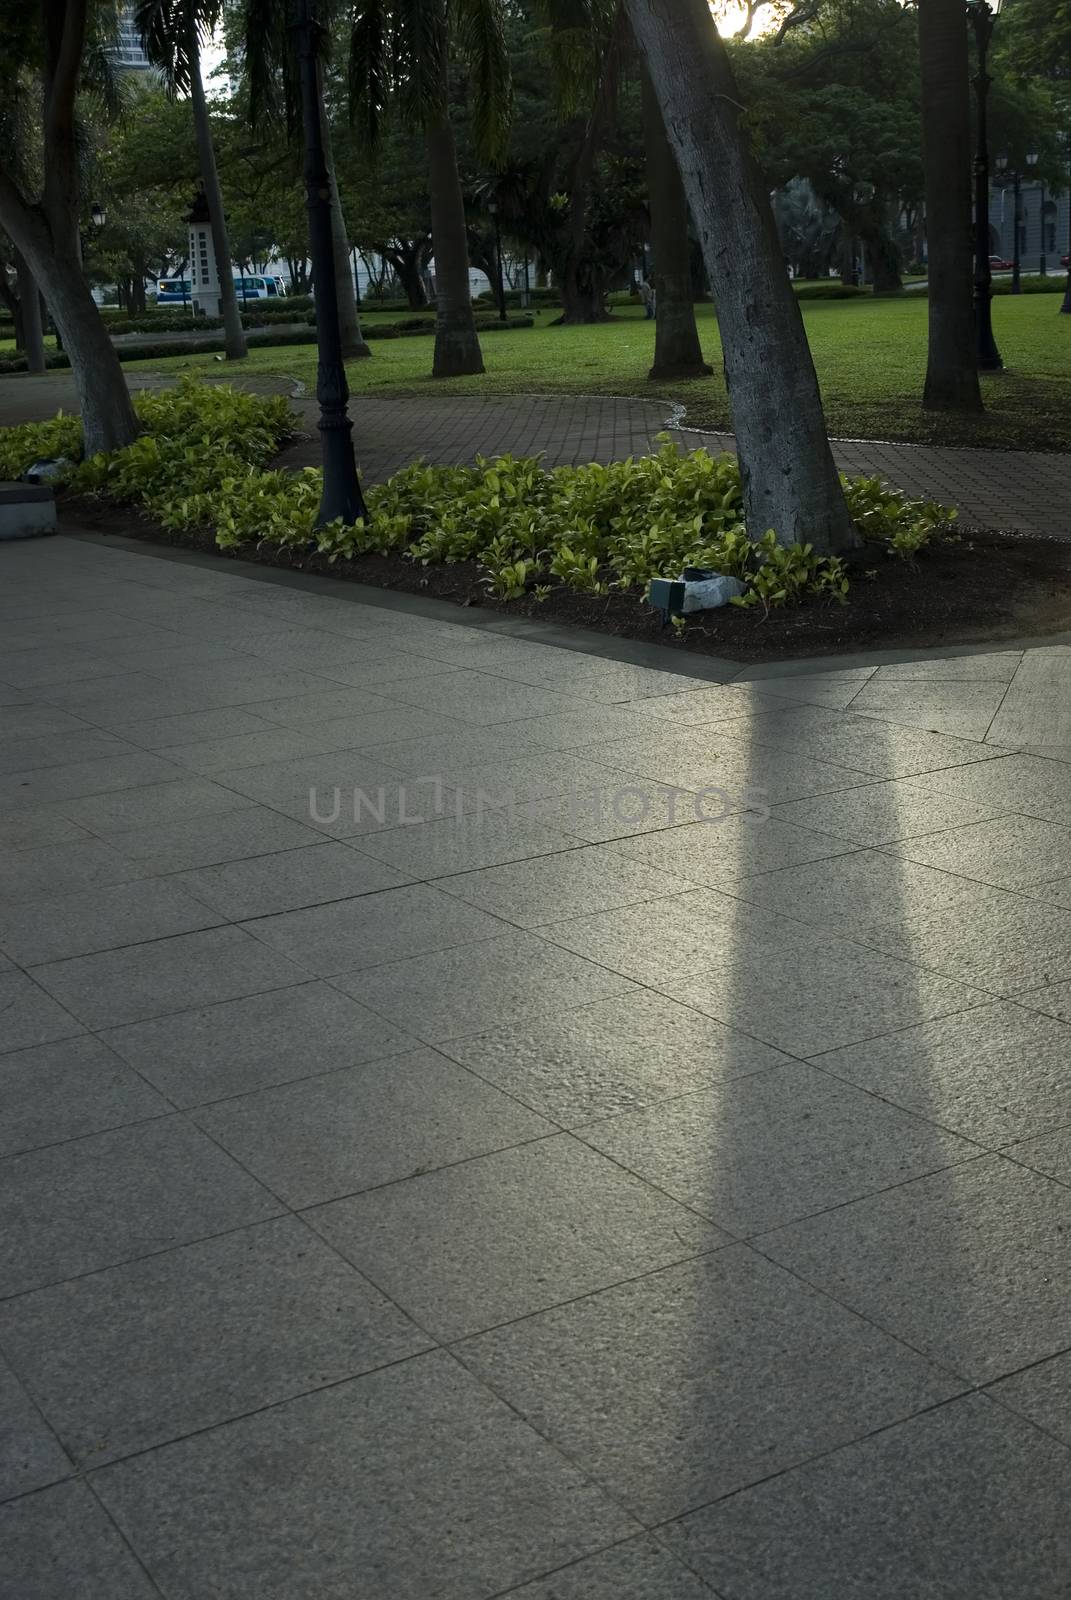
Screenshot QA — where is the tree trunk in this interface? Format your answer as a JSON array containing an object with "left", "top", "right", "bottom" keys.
[
  {"left": 318, "top": 89, "right": 369, "bottom": 360},
  {"left": 187, "top": 25, "right": 247, "bottom": 362},
  {"left": 860, "top": 216, "right": 903, "bottom": 294},
  {"left": 642, "top": 69, "right": 711, "bottom": 380},
  {"left": 919, "top": 0, "right": 982, "bottom": 411},
  {"left": 624, "top": 0, "right": 858, "bottom": 553},
  {"left": 555, "top": 274, "right": 610, "bottom": 323},
  {"left": 425, "top": 108, "right": 484, "bottom": 377},
  {"left": 15, "top": 250, "right": 46, "bottom": 372},
  {"left": 390, "top": 249, "right": 429, "bottom": 309},
  {"left": 0, "top": 198, "right": 139, "bottom": 454}
]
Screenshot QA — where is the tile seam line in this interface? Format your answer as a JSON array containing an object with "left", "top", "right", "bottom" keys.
[{"left": 639, "top": 1387, "right": 1063, "bottom": 1550}]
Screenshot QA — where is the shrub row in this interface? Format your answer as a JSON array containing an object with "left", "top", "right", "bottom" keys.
[
  {"left": 0, "top": 381, "right": 955, "bottom": 613},
  {"left": 990, "top": 274, "right": 1070, "bottom": 296},
  {"left": 0, "top": 314, "right": 538, "bottom": 372}
]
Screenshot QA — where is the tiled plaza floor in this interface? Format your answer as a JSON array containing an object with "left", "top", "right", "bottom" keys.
[{"left": 2, "top": 531, "right": 1071, "bottom": 1596}]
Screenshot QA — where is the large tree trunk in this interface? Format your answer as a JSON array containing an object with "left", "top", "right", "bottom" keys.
[
  {"left": 1, "top": 198, "right": 139, "bottom": 454},
  {"left": 624, "top": 0, "right": 858, "bottom": 553},
  {"left": 318, "top": 90, "right": 369, "bottom": 360},
  {"left": 0, "top": 0, "right": 138, "bottom": 454},
  {"left": 642, "top": 69, "right": 711, "bottom": 380},
  {"left": 389, "top": 246, "right": 429, "bottom": 309},
  {"left": 858, "top": 208, "right": 896, "bottom": 296},
  {"left": 556, "top": 272, "right": 610, "bottom": 324},
  {"left": 14, "top": 250, "right": 46, "bottom": 372},
  {"left": 187, "top": 25, "right": 247, "bottom": 362},
  {"left": 425, "top": 109, "right": 484, "bottom": 377},
  {"left": 919, "top": 0, "right": 982, "bottom": 411}
]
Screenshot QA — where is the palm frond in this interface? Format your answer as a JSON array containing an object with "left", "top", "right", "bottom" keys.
[
  {"left": 132, "top": 0, "right": 190, "bottom": 94},
  {"left": 533, "top": 0, "right": 617, "bottom": 115},
  {"left": 349, "top": 0, "right": 391, "bottom": 145},
  {"left": 453, "top": 0, "right": 511, "bottom": 162},
  {"left": 398, "top": 0, "right": 448, "bottom": 125},
  {"left": 241, "top": 0, "right": 284, "bottom": 124}
]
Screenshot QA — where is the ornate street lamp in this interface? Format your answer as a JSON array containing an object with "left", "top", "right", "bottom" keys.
[
  {"left": 994, "top": 150, "right": 1037, "bottom": 295},
  {"left": 966, "top": 0, "right": 1003, "bottom": 370},
  {"left": 90, "top": 201, "right": 107, "bottom": 231},
  {"left": 289, "top": 0, "right": 367, "bottom": 528}
]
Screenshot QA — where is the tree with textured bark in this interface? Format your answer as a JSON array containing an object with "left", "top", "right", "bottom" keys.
[
  {"left": 623, "top": 0, "right": 858, "bottom": 552},
  {"left": 640, "top": 67, "right": 710, "bottom": 379},
  {"left": 918, "top": 0, "right": 982, "bottom": 411},
  {"left": 136, "top": 0, "right": 247, "bottom": 360},
  {"left": 350, "top": 0, "right": 511, "bottom": 376},
  {"left": 0, "top": 0, "right": 140, "bottom": 453},
  {"left": 14, "top": 250, "right": 48, "bottom": 373}
]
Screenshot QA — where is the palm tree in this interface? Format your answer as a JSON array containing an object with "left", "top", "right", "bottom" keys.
[
  {"left": 135, "top": 0, "right": 248, "bottom": 360},
  {"left": 350, "top": 0, "right": 512, "bottom": 376},
  {"left": 624, "top": 0, "right": 858, "bottom": 553},
  {"left": 0, "top": 0, "right": 140, "bottom": 453},
  {"left": 918, "top": 0, "right": 983, "bottom": 410}
]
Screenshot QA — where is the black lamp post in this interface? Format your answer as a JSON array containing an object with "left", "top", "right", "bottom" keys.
[
  {"left": 289, "top": 0, "right": 366, "bottom": 528},
  {"left": 966, "top": 0, "right": 1003, "bottom": 371},
  {"left": 1062, "top": 134, "right": 1071, "bottom": 315},
  {"left": 488, "top": 198, "right": 507, "bottom": 322}
]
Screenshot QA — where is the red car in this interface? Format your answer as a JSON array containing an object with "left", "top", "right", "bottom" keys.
[
  {"left": 1061, "top": 254, "right": 1071, "bottom": 269},
  {"left": 989, "top": 255, "right": 1013, "bottom": 270}
]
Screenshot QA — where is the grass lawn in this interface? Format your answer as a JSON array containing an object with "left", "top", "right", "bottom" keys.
[{"left": 9, "top": 292, "right": 1071, "bottom": 450}]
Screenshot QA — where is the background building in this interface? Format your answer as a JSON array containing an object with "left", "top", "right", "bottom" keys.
[
  {"left": 113, "top": 6, "right": 153, "bottom": 73},
  {"left": 990, "top": 182, "right": 1070, "bottom": 267}
]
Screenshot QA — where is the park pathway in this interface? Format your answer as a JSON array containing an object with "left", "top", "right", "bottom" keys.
[{"left": 1, "top": 371, "right": 1069, "bottom": 540}]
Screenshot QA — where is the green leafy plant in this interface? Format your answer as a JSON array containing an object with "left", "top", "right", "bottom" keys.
[{"left": 0, "top": 387, "right": 957, "bottom": 617}]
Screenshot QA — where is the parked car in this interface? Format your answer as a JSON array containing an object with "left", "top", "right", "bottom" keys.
[
  {"left": 989, "top": 255, "right": 1013, "bottom": 270},
  {"left": 1061, "top": 254, "right": 1071, "bottom": 269}
]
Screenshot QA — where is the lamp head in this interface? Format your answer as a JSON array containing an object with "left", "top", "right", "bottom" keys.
[{"left": 90, "top": 201, "right": 106, "bottom": 228}]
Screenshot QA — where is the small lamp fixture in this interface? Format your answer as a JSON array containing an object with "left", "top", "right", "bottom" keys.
[{"left": 90, "top": 201, "right": 107, "bottom": 229}]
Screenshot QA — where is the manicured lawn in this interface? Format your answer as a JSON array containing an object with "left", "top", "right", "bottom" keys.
[{"left": 12, "top": 292, "right": 1071, "bottom": 450}]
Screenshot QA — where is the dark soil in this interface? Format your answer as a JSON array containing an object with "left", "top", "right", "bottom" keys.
[{"left": 61, "top": 496, "right": 1071, "bottom": 665}]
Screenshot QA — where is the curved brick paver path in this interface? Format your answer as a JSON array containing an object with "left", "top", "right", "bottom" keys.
[{"left": 2, "top": 370, "right": 1069, "bottom": 538}]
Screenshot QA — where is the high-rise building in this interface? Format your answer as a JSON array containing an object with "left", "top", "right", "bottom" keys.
[{"left": 113, "top": 6, "right": 153, "bottom": 73}]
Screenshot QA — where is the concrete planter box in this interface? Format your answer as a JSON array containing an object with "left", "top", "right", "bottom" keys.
[{"left": 0, "top": 482, "right": 57, "bottom": 540}]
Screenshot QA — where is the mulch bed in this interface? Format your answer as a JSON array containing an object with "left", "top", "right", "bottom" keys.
[{"left": 62, "top": 496, "right": 1071, "bottom": 665}]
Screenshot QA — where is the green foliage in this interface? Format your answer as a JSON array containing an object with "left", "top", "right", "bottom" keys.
[
  {"left": 729, "top": 533, "right": 850, "bottom": 618},
  {"left": 990, "top": 275, "right": 1070, "bottom": 296},
  {"left": 0, "top": 390, "right": 956, "bottom": 615},
  {"left": 349, "top": 437, "right": 952, "bottom": 608},
  {"left": 0, "top": 328, "right": 319, "bottom": 374},
  {"left": 0, "top": 377, "right": 300, "bottom": 545},
  {"left": 0, "top": 413, "right": 83, "bottom": 480},
  {"left": 842, "top": 475, "right": 956, "bottom": 557}
]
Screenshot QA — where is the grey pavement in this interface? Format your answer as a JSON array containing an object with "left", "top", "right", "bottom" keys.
[
  {"left": 2, "top": 532, "right": 1071, "bottom": 1597},
  {"left": 2, "top": 370, "right": 1069, "bottom": 537}
]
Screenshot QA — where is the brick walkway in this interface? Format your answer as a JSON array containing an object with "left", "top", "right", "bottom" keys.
[
  {"left": 3, "top": 531, "right": 1071, "bottom": 1597},
  {"left": 2, "top": 371, "right": 1069, "bottom": 539}
]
